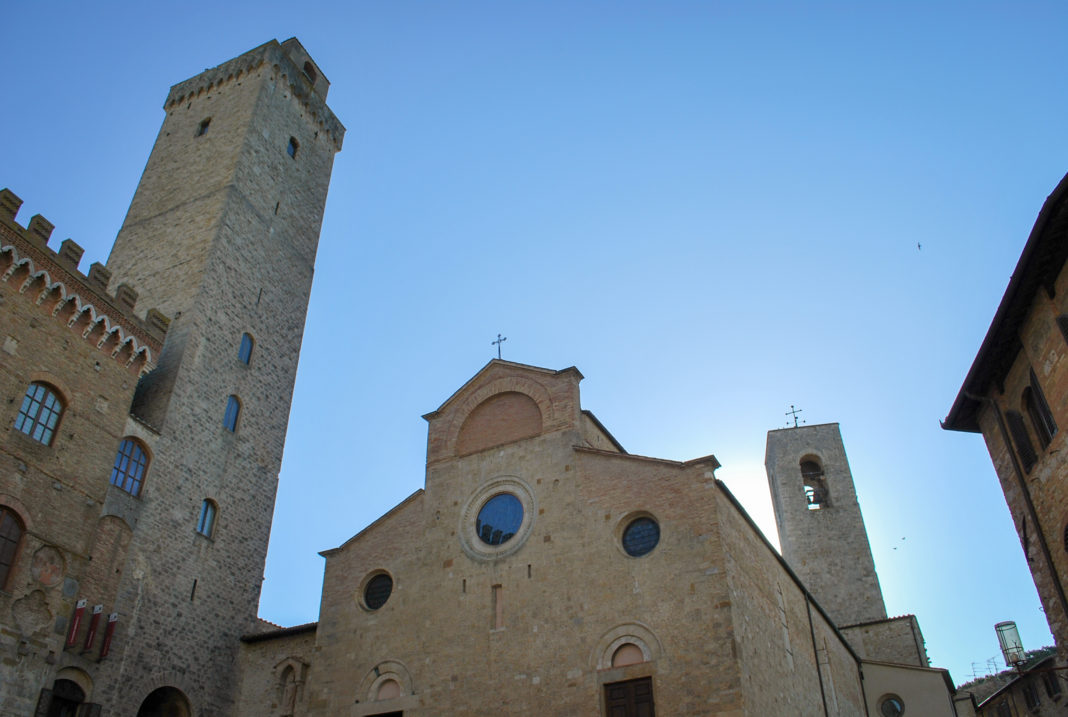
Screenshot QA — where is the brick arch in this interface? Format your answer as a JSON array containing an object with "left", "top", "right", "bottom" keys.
[
  {"left": 445, "top": 376, "right": 556, "bottom": 458},
  {"left": 591, "top": 622, "right": 663, "bottom": 670},
  {"left": 356, "top": 659, "right": 414, "bottom": 703}
]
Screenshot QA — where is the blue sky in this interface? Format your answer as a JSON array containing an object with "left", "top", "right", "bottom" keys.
[{"left": 6, "top": 1, "right": 1068, "bottom": 687}]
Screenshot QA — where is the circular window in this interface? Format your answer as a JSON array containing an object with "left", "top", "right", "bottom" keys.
[
  {"left": 458, "top": 476, "right": 536, "bottom": 561},
  {"left": 879, "top": 695, "right": 904, "bottom": 717},
  {"left": 476, "top": 493, "right": 523, "bottom": 546},
  {"left": 363, "top": 573, "right": 393, "bottom": 610},
  {"left": 622, "top": 517, "right": 660, "bottom": 557}
]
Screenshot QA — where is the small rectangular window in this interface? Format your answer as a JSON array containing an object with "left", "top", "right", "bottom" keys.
[
  {"left": 287, "top": 137, "right": 299, "bottom": 158},
  {"left": 196, "top": 118, "right": 211, "bottom": 137}
]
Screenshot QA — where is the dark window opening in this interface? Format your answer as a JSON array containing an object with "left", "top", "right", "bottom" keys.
[
  {"left": 15, "top": 382, "right": 64, "bottom": 445},
  {"left": 621, "top": 517, "right": 660, "bottom": 557},
  {"left": 0, "top": 507, "right": 25, "bottom": 590},
  {"left": 1007, "top": 410, "right": 1038, "bottom": 473},
  {"left": 605, "top": 677, "right": 655, "bottom": 717},
  {"left": 1043, "top": 671, "right": 1062, "bottom": 698},
  {"left": 196, "top": 118, "right": 211, "bottom": 136},
  {"left": 302, "top": 61, "right": 317, "bottom": 83},
  {"left": 287, "top": 137, "right": 299, "bottom": 158},
  {"left": 364, "top": 573, "right": 393, "bottom": 610},
  {"left": 110, "top": 438, "right": 149, "bottom": 496},
  {"left": 1058, "top": 315, "right": 1068, "bottom": 346},
  {"left": 1025, "top": 370, "right": 1057, "bottom": 449},
  {"left": 1024, "top": 679, "right": 1041, "bottom": 710}
]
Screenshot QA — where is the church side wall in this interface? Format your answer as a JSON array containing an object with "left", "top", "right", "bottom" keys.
[
  {"left": 841, "top": 616, "right": 927, "bottom": 666},
  {"left": 716, "top": 485, "right": 867, "bottom": 716}
]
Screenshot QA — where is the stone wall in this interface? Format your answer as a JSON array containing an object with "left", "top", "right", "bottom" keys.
[
  {"left": 87, "top": 38, "right": 342, "bottom": 716},
  {"left": 841, "top": 615, "right": 928, "bottom": 666}
]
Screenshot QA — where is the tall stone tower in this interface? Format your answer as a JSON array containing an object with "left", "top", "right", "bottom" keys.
[
  {"left": 95, "top": 39, "right": 344, "bottom": 714},
  {"left": 765, "top": 423, "right": 886, "bottom": 628}
]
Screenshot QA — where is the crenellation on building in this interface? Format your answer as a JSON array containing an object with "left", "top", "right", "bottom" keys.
[{"left": 0, "top": 189, "right": 167, "bottom": 377}]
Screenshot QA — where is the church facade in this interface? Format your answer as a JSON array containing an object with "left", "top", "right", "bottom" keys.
[
  {"left": 0, "top": 37, "right": 973, "bottom": 716},
  {"left": 235, "top": 360, "right": 963, "bottom": 716}
]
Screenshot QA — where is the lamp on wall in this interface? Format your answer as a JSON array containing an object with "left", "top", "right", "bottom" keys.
[{"left": 995, "top": 621, "right": 1027, "bottom": 668}]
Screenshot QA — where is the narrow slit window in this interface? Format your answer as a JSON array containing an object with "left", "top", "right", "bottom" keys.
[
  {"left": 196, "top": 500, "right": 217, "bottom": 537},
  {"left": 287, "top": 137, "right": 299, "bottom": 158},
  {"left": 492, "top": 584, "right": 503, "bottom": 629},
  {"left": 223, "top": 395, "right": 241, "bottom": 432},
  {"left": 238, "top": 333, "right": 254, "bottom": 364},
  {"left": 196, "top": 118, "right": 211, "bottom": 137}
]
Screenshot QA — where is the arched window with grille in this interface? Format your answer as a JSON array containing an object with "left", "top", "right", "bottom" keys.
[
  {"left": 14, "top": 382, "right": 64, "bottom": 445},
  {"left": 110, "top": 438, "right": 149, "bottom": 496},
  {"left": 0, "top": 506, "right": 25, "bottom": 590}
]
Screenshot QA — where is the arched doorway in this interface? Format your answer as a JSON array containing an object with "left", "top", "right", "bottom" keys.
[
  {"left": 39, "top": 678, "right": 85, "bottom": 717},
  {"left": 136, "top": 686, "right": 191, "bottom": 717}
]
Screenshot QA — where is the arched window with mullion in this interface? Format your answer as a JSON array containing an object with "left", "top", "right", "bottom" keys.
[
  {"left": 110, "top": 438, "right": 149, "bottom": 496},
  {"left": 14, "top": 382, "right": 64, "bottom": 445}
]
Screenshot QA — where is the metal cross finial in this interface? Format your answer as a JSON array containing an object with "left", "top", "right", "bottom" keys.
[
  {"left": 492, "top": 333, "right": 507, "bottom": 360},
  {"left": 786, "top": 405, "right": 805, "bottom": 428}
]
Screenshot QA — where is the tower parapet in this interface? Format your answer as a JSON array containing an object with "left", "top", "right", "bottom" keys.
[
  {"left": 0, "top": 188, "right": 167, "bottom": 373},
  {"left": 163, "top": 38, "right": 344, "bottom": 152}
]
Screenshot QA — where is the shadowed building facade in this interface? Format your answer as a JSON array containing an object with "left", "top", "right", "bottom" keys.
[{"left": 945, "top": 172, "right": 1068, "bottom": 698}]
